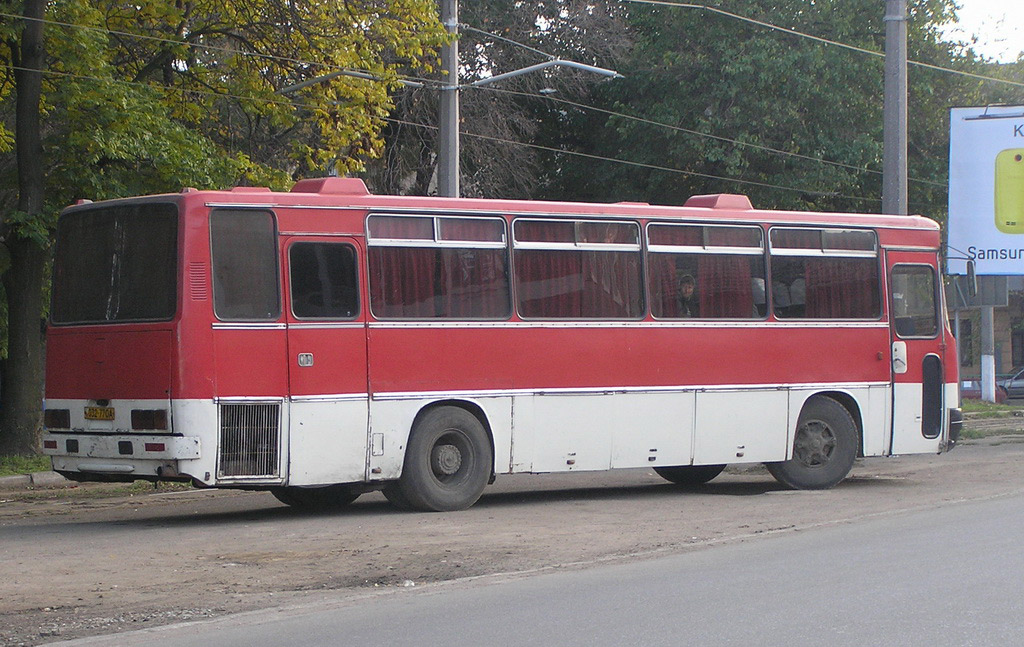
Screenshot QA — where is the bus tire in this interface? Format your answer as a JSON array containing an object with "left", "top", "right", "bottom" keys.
[
  {"left": 382, "top": 482, "right": 412, "bottom": 510},
  {"left": 270, "top": 484, "right": 361, "bottom": 510},
  {"left": 654, "top": 464, "right": 726, "bottom": 485},
  {"left": 766, "top": 396, "right": 858, "bottom": 490},
  {"left": 396, "top": 406, "right": 492, "bottom": 512}
]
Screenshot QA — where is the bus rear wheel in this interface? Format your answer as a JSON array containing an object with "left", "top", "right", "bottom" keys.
[
  {"left": 766, "top": 396, "right": 858, "bottom": 490},
  {"left": 270, "top": 484, "right": 361, "bottom": 510},
  {"left": 395, "top": 406, "right": 492, "bottom": 512},
  {"left": 654, "top": 464, "right": 726, "bottom": 485}
]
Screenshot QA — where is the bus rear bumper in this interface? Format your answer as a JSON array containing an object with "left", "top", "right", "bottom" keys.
[
  {"left": 944, "top": 407, "right": 963, "bottom": 452},
  {"left": 41, "top": 433, "right": 201, "bottom": 480}
]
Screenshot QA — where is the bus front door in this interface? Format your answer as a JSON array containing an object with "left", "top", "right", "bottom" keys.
[
  {"left": 887, "top": 252, "right": 946, "bottom": 455},
  {"left": 283, "top": 236, "right": 370, "bottom": 486}
]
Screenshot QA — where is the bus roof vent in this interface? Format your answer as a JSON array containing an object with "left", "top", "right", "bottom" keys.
[
  {"left": 290, "top": 177, "right": 370, "bottom": 195},
  {"left": 230, "top": 186, "right": 272, "bottom": 192},
  {"left": 683, "top": 194, "right": 754, "bottom": 210}
]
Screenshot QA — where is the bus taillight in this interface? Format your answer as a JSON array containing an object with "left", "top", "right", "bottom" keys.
[{"left": 43, "top": 409, "right": 70, "bottom": 430}]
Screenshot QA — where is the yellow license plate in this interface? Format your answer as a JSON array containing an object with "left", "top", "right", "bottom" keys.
[{"left": 84, "top": 406, "right": 115, "bottom": 421}]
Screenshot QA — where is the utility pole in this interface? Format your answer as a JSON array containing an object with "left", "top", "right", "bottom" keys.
[
  {"left": 437, "top": 0, "right": 460, "bottom": 198},
  {"left": 433, "top": 0, "right": 618, "bottom": 199},
  {"left": 882, "top": 0, "right": 908, "bottom": 216}
]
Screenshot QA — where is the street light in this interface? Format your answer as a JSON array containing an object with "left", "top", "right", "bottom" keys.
[{"left": 436, "top": 0, "right": 620, "bottom": 198}]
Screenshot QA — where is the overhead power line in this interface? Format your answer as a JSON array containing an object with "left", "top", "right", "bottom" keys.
[
  {"left": 472, "top": 85, "right": 947, "bottom": 189},
  {"left": 623, "top": 0, "right": 1024, "bottom": 89},
  {"left": 386, "top": 116, "right": 952, "bottom": 209},
  {"left": 0, "top": 10, "right": 438, "bottom": 89},
  {"left": 0, "top": 11, "right": 950, "bottom": 209},
  {"left": 460, "top": 22, "right": 946, "bottom": 189}
]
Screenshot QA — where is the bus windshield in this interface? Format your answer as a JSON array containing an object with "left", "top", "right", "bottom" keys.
[{"left": 51, "top": 203, "right": 178, "bottom": 324}]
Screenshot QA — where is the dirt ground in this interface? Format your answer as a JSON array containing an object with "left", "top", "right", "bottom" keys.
[{"left": 3, "top": 436, "right": 1024, "bottom": 646}]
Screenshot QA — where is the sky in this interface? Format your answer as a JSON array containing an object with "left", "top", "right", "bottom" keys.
[{"left": 941, "top": 0, "right": 1023, "bottom": 63}]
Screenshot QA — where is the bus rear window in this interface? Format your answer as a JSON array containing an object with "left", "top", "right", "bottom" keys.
[{"left": 51, "top": 203, "right": 178, "bottom": 324}]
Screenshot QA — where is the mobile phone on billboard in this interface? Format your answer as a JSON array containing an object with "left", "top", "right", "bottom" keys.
[{"left": 995, "top": 148, "right": 1024, "bottom": 234}]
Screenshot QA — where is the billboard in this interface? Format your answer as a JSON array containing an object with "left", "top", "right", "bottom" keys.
[{"left": 947, "top": 106, "right": 1024, "bottom": 276}]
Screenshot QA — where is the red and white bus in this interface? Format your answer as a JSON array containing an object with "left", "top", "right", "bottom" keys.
[{"left": 42, "top": 177, "right": 962, "bottom": 511}]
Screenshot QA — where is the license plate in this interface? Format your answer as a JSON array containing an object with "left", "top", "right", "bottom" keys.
[{"left": 84, "top": 406, "right": 115, "bottom": 421}]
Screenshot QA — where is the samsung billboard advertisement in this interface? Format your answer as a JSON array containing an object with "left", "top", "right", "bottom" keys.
[{"left": 948, "top": 105, "right": 1024, "bottom": 276}]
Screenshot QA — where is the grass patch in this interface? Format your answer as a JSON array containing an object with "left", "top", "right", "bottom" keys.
[
  {"left": 959, "top": 427, "right": 1013, "bottom": 440},
  {"left": 961, "top": 399, "right": 1021, "bottom": 417},
  {"left": 1, "top": 479, "right": 194, "bottom": 503},
  {"left": 0, "top": 454, "right": 52, "bottom": 477}
]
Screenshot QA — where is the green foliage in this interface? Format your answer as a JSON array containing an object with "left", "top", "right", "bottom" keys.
[
  {"left": 538, "top": 0, "right": 1023, "bottom": 217},
  {"left": 0, "top": 0, "right": 448, "bottom": 361}
]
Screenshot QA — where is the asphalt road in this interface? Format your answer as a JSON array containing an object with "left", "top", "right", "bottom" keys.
[{"left": 49, "top": 490, "right": 1024, "bottom": 647}]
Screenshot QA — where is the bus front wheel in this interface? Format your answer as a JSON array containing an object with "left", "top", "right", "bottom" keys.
[
  {"left": 766, "top": 396, "right": 858, "bottom": 490},
  {"left": 396, "top": 406, "right": 492, "bottom": 512},
  {"left": 654, "top": 464, "right": 726, "bottom": 485},
  {"left": 270, "top": 484, "right": 362, "bottom": 510}
]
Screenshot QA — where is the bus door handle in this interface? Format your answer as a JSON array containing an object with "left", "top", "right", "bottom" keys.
[{"left": 892, "top": 341, "right": 908, "bottom": 375}]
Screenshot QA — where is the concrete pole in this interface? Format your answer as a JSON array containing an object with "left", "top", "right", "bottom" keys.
[
  {"left": 882, "top": 0, "right": 908, "bottom": 216},
  {"left": 981, "top": 306, "right": 996, "bottom": 402},
  {"left": 437, "top": 0, "right": 460, "bottom": 198}
]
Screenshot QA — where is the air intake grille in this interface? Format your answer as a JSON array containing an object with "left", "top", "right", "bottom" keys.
[{"left": 218, "top": 403, "right": 280, "bottom": 478}]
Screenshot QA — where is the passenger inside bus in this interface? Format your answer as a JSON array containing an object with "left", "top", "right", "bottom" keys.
[{"left": 677, "top": 273, "right": 698, "bottom": 317}]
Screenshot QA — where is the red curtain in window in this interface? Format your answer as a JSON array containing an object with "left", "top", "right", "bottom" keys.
[
  {"left": 648, "top": 254, "right": 682, "bottom": 318},
  {"left": 514, "top": 221, "right": 581, "bottom": 317},
  {"left": 515, "top": 249, "right": 582, "bottom": 317},
  {"left": 440, "top": 249, "right": 509, "bottom": 318},
  {"left": 700, "top": 227, "right": 758, "bottom": 319},
  {"left": 369, "top": 217, "right": 437, "bottom": 317},
  {"left": 804, "top": 258, "right": 878, "bottom": 318},
  {"left": 581, "top": 251, "right": 642, "bottom": 318},
  {"left": 698, "top": 255, "right": 754, "bottom": 318},
  {"left": 369, "top": 247, "right": 437, "bottom": 317}
]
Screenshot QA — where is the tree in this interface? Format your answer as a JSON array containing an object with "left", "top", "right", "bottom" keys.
[
  {"left": 541, "top": 0, "right": 1023, "bottom": 218},
  {"left": 0, "top": 0, "right": 447, "bottom": 454},
  {"left": 363, "top": 0, "right": 631, "bottom": 198}
]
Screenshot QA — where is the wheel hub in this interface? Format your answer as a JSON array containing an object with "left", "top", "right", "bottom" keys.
[
  {"left": 431, "top": 443, "right": 463, "bottom": 476},
  {"left": 793, "top": 421, "right": 836, "bottom": 467}
]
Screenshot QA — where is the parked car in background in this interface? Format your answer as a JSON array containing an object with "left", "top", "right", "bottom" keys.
[
  {"left": 961, "top": 379, "right": 1008, "bottom": 403},
  {"left": 1000, "top": 367, "right": 1024, "bottom": 399}
]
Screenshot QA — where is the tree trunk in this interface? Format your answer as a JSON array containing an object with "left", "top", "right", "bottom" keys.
[
  {"left": 0, "top": 0, "right": 47, "bottom": 455},
  {"left": 0, "top": 239, "right": 46, "bottom": 454}
]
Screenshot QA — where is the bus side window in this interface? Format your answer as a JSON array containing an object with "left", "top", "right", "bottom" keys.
[
  {"left": 289, "top": 243, "right": 359, "bottom": 319},
  {"left": 210, "top": 209, "right": 281, "bottom": 321},
  {"left": 647, "top": 224, "right": 765, "bottom": 319}
]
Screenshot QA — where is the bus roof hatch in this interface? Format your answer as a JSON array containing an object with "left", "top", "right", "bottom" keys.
[
  {"left": 683, "top": 194, "right": 754, "bottom": 210},
  {"left": 290, "top": 177, "right": 371, "bottom": 195}
]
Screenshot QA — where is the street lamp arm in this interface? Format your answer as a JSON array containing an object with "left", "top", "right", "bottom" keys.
[{"left": 469, "top": 59, "right": 621, "bottom": 88}]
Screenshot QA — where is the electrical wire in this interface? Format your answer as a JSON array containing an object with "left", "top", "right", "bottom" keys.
[
  {"left": 0, "top": 8, "right": 993, "bottom": 192},
  {"left": 0, "top": 11, "right": 953, "bottom": 210},
  {"left": 384, "top": 116, "right": 950, "bottom": 208},
  {"left": 470, "top": 85, "right": 948, "bottom": 189},
  {"left": 623, "top": 0, "right": 1024, "bottom": 89},
  {"left": 0, "top": 59, "right": 947, "bottom": 210},
  {"left": 0, "top": 10, "right": 439, "bottom": 89}
]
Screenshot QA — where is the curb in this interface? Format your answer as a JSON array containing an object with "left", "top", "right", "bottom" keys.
[
  {"left": 0, "top": 473, "right": 31, "bottom": 489},
  {"left": 0, "top": 471, "right": 69, "bottom": 491}
]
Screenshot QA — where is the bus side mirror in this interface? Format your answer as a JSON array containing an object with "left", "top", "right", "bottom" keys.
[{"left": 966, "top": 260, "right": 977, "bottom": 297}]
